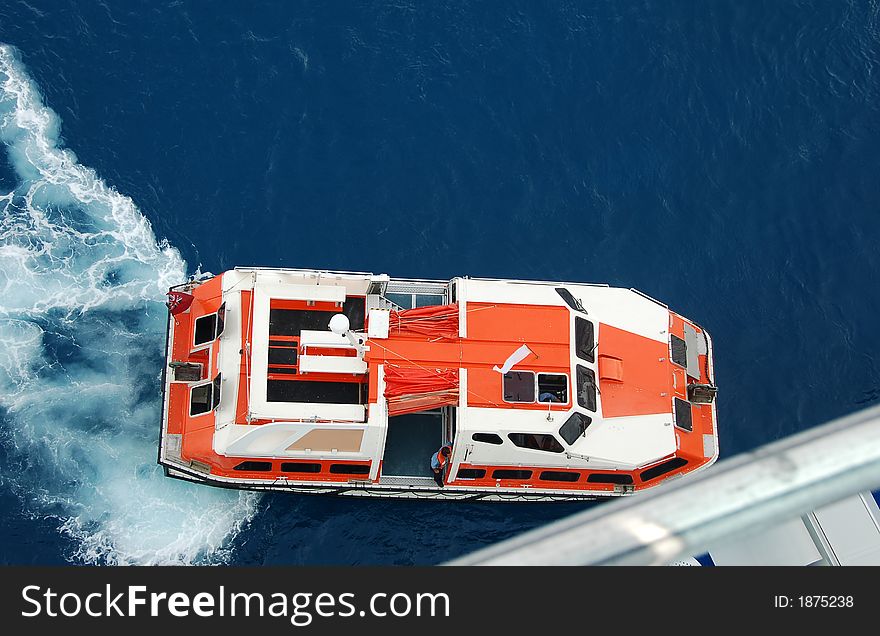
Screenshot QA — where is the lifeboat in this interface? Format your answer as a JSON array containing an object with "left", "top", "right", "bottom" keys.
[{"left": 158, "top": 267, "right": 718, "bottom": 501}]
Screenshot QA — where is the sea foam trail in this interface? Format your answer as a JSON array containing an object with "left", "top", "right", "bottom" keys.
[{"left": 0, "top": 44, "right": 259, "bottom": 565}]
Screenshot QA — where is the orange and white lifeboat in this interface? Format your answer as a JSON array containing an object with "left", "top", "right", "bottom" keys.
[{"left": 158, "top": 267, "right": 718, "bottom": 501}]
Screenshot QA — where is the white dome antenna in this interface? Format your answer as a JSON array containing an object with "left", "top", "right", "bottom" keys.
[
  {"left": 328, "top": 313, "right": 350, "bottom": 335},
  {"left": 329, "top": 313, "right": 365, "bottom": 354}
]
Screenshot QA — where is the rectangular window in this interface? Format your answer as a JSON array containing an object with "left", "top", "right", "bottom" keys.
[
  {"left": 193, "top": 313, "right": 218, "bottom": 346},
  {"left": 559, "top": 412, "right": 592, "bottom": 445},
  {"left": 329, "top": 464, "right": 370, "bottom": 475},
  {"left": 640, "top": 457, "right": 688, "bottom": 482},
  {"left": 456, "top": 468, "right": 486, "bottom": 479},
  {"left": 472, "top": 433, "right": 503, "bottom": 445},
  {"left": 233, "top": 461, "right": 272, "bottom": 472},
  {"left": 674, "top": 397, "right": 693, "bottom": 432},
  {"left": 189, "top": 375, "right": 221, "bottom": 416},
  {"left": 385, "top": 293, "right": 413, "bottom": 309},
  {"left": 587, "top": 473, "right": 634, "bottom": 485},
  {"left": 575, "top": 316, "right": 595, "bottom": 362},
  {"left": 281, "top": 462, "right": 322, "bottom": 473},
  {"left": 670, "top": 334, "right": 687, "bottom": 367},
  {"left": 539, "top": 470, "right": 581, "bottom": 482},
  {"left": 503, "top": 371, "right": 535, "bottom": 403},
  {"left": 492, "top": 469, "right": 533, "bottom": 480},
  {"left": 189, "top": 382, "right": 213, "bottom": 416},
  {"left": 576, "top": 365, "right": 597, "bottom": 412},
  {"left": 508, "top": 433, "right": 564, "bottom": 453},
  {"left": 537, "top": 373, "right": 568, "bottom": 403}
]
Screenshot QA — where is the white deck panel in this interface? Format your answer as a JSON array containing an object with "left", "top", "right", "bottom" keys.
[
  {"left": 813, "top": 493, "right": 880, "bottom": 565},
  {"left": 367, "top": 309, "right": 390, "bottom": 338},
  {"left": 568, "top": 413, "right": 676, "bottom": 468},
  {"left": 458, "top": 407, "right": 675, "bottom": 470}
]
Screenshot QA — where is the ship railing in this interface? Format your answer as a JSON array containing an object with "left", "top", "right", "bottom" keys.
[
  {"left": 233, "top": 265, "right": 377, "bottom": 277},
  {"left": 446, "top": 403, "right": 880, "bottom": 566}
]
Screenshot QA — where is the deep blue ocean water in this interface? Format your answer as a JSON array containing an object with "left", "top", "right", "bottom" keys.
[{"left": 0, "top": 0, "right": 878, "bottom": 565}]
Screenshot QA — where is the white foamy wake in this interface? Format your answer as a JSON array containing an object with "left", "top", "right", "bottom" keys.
[{"left": 0, "top": 44, "right": 260, "bottom": 565}]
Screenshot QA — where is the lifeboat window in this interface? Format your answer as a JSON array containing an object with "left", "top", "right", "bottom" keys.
[
  {"left": 189, "top": 374, "right": 221, "bottom": 416},
  {"left": 456, "top": 468, "right": 486, "bottom": 479},
  {"left": 233, "top": 461, "right": 272, "bottom": 472},
  {"left": 559, "top": 412, "right": 592, "bottom": 445},
  {"left": 281, "top": 462, "right": 322, "bottom": 473},
  {"left": 189, "top": 382, "right": 212, "bottom": 416},
  {"left": 472, "top": 433, "right": 503, "bottom": 445},
  {"left": 329, "top": 464, "right": 370, "bottom": 475},
  {"left": 537, "top": 373, "right": 568, "bottom": 403},
  {"left": 539, "top": 470, "right": 581, "bottom": 482},
  {"left": 670, "top": 334, "right": 687, "bottom": 367},
  {"left": 555, "top": 287, "right": 585, "bottom": 313},
  {"left": 385, "top": 293, "right": 413, "bottom": 309},
  {"left": 508, "top": 433, "right": 564, "bottom": 453},
  {"left": 674, "top": 397, "right": 693, "bottom": 432},
  {"left": 587, "top": 473, "right": 634, "bottom": 485},
  {"left": 640, "top": 457, "right": 688, "bottom": 482},
  {"left": 503, "top": 371, "right": 536, "bottom": 403},
  {"left": 575, "top": 316, "right": 596, "bottom": 363},
  {"left": 576, "top": 365, "right": 597, "bottom": 412},
  {"left": 193, "top": 313, "right": 218, "bottom": 346},
  {"left": 492, "top": 469, "right": 533, "bottom": 480}
]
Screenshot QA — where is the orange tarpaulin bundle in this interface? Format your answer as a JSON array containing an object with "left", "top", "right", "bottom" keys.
[
  {"left": 384, "top": 365, "right": 459, "bottom": 416},
  {"left": 388, "top": 303, "right": 459, "bottom": 339}
]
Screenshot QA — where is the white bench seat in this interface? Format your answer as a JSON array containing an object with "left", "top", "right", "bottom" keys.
[
  {"left": 299, "top": 354, "right": 367, "bottom": 375},
  {"left": 299, "top": 330, "right": 355, "bottom": 349}
]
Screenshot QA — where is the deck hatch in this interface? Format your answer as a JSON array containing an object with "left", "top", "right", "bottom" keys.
[{"left": 503, "top": 371, "right": 536, "bottom": 403}]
